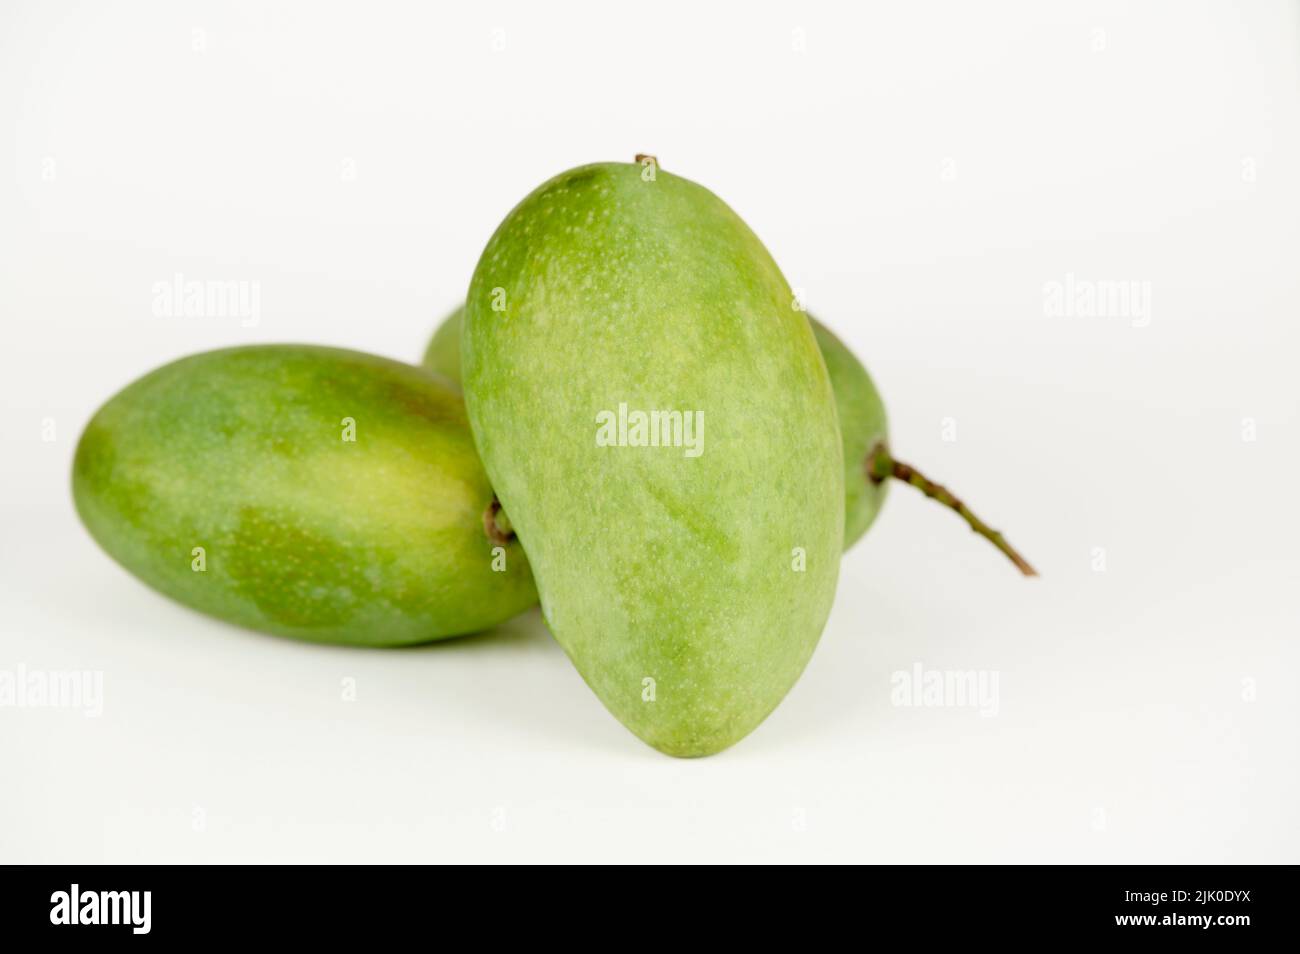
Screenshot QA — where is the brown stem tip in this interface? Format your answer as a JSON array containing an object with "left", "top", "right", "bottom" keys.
[
  {"left": 483, "top": 496, "right": 515, "bottom": 547},
  {"left": 867, "top": 443, "right": 1038, "bottom": 577}
]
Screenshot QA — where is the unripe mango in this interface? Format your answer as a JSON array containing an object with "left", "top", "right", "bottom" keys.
[
  {"left": 810, "top": 319, "right": 889, "bottom": 547},
  {"left": 422, "top": 305, "right": 465, "bottom": 390},
  {"left": 73, "top": 345, "right": 536, "bottom": 646},
  {"left": 462, "top": 162, "right": 844, "bottom": 757}
]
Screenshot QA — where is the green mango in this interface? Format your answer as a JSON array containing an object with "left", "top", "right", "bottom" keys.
[
  {"left": 810, "top": 319, "right": 889, "bottom": 548},
  {"left": 72, "top": 345, "right": 536, "bottom": 646},
  {"left": 462, "top": 161, "right": 844, "bottom": 757},
  {"left": 426, "top": 306, "right": 888, "bottom": 550},
  {"left": 422, "top": 305, "right": 465, "bottom": 389}
]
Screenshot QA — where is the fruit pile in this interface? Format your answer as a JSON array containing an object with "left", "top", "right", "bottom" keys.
[{"left": 73, "top": 158, "right": 1033, "bottom": 757}]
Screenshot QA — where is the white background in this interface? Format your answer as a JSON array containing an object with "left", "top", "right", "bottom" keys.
[{"left": 2, "top": 1, "right": 1297, "bottom": 863}]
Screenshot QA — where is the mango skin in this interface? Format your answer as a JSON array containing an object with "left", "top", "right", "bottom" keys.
[
  {"left": 810, "top": 318, "right": 889, "bottom": 548},
  {"left": 462, "top": 162, "right": 844, "bottom": 757},
  {"left": 427, "top": 308, "right": 888, "bottom": 550},
  {"left": 73, "top": 345, "right": 536, "bottom": 646},
  {"left": 422, "top": 305, "right": 465, "bottom": 389}
]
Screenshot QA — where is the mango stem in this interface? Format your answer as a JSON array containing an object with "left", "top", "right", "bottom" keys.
[
  {"left": 483, "top": 496, "right": 515, "bottom": 546},
  {"left": 866, "top": 443, "right": 1037, "bottom": 577}
]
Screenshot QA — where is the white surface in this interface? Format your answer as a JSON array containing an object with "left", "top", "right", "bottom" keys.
[{"left": 2, "top": 0, "right": 1297, "bottom": 863}]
